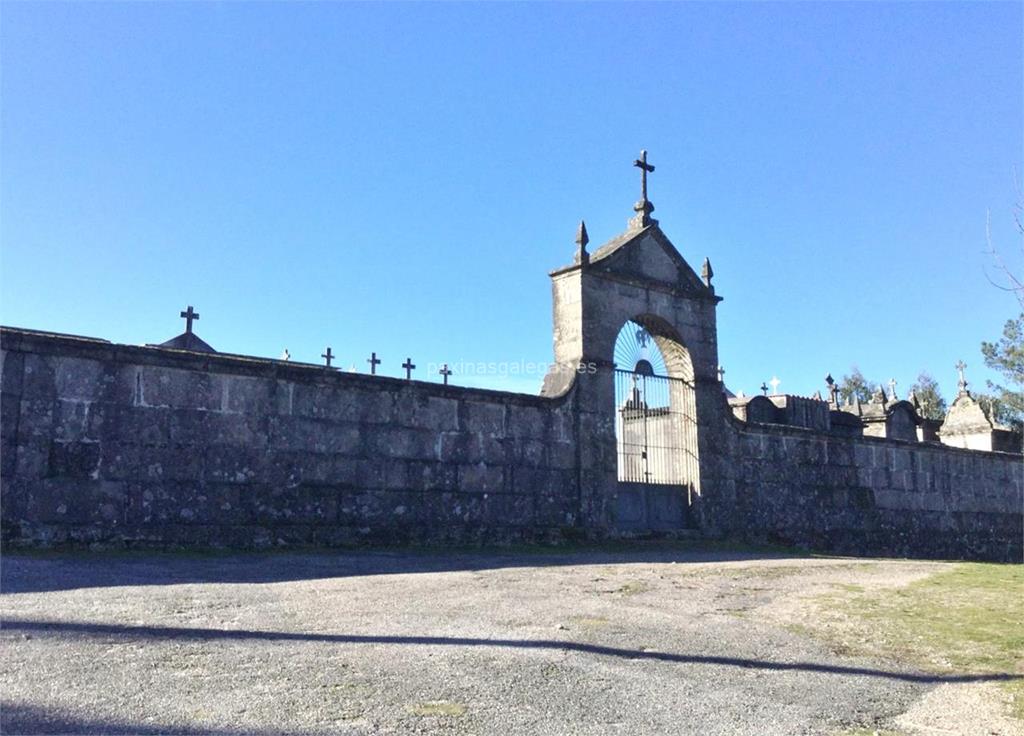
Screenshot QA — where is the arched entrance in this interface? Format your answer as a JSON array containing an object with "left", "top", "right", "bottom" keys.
[{"left": 613, "top": 317, "right": 700, "bottom": 530}]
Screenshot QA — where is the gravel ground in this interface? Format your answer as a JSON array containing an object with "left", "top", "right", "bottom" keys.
[{"left": 0, "top": 548, "right": 1003, "bottom": 735}]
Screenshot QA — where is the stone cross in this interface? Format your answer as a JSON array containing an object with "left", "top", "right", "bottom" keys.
[
  {"left": 956, "top": 360, "right": 968, "bottom": 394},
  {"left": 367, "top": 352, "right": 381, "bottom": 375},
  {"left": 888, "top": 377, "right": 898, "bottom": 400},
  {"left": 402, "top": 358, "right": 416, "bottom": 380},
  {"left": 321, "top": 347, "right": 334, "bottom": 368},
  {"left": 439, "top": 363, "right": 452, "bottom": 385},
  {"left": 180, "top": 306, "right": 199, "bottom": 334},
  {"left": 825, "top": 373, "right": 839, "bottom": 404},
  {"left": 769, "top": 376, "right": 781, "bottom": 395},
  {"left": 717, "top": 365, "right": 725, "bottom": 383},
  {"left": 760, "top": 382, "right": 769, "bottom": 396},
  {"left": 634, "top": 149, "right": 655, "bottom": 202}
]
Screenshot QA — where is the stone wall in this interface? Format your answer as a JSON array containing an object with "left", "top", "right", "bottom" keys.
[
  {"left": 2, "top": 327, "right": 1021, "bottom": 561},
  {"left": 701, "top": 416, "right": 1024, "bottom": 562},
  {"left": 0, "top": 328, "right": 581, "bottom": 548}
]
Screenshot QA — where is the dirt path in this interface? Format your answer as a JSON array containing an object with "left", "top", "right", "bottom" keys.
[{"left": 0, "top": 549, "right": 1014, "bottom": 735}]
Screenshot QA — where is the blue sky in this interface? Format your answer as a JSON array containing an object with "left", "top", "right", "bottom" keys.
[{"left": 2, "top": 2, "right": 1021, "bottom": 401}]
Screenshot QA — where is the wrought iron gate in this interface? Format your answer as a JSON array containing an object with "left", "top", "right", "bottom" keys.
[{"left": 614, "top": 368, "right": 699, "bottom": 491}]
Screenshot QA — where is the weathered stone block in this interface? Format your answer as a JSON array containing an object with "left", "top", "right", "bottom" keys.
[
  {"left": 128, "top": 482, "right": 244, "bottom": 526},
  {"left": 55, "top": 358, "right": 105, "bottom": 402},
  {"left": 20, "top": 354, "right": 56, "bottom": 399},
  {"left": 1, "top": 393, "right": 21, "bottom": 440},
  {"left": 513, "top": 467, "right": 570, "bottom": 496},
  {"left": 547, "top": 440, "right": 576, "bottom": 469},
  {"left": 15, "top": 442, "right": 50, "bottom": 479},
  {"left": 48, "top": 441, "right": 101, "bottom": 479},
  {"left": 53, "top": 399, "right": 98, "bottom": 443},
  {"left": 225, "top": 376, "right": 273, "bottom": 414},
  {"left": 484, "top": 493, "right": 534, "bottom": 526},
  {"left": 369, "top": 427, "right": 437, "bottom": 461},
  {"left": 104, "top": 405, "right": 171, "bottom": 446},
  {"left": 1, "top": 438, "right": 17, "bottom": 479},
  {"left": 270, "top": 416, "right": 363, "bottom": 455},
  {"left": 508, "top": 438, "right": 545, "bottom": 467},
  {"left": 339, "top": 489, "right": 420, "bottom": 525},
  {"left": 206, "top": 412, "right": 268, "bottom": 449},
  {"left": 27, "top": 478, "right": 124, "bottom": 525},
  {"left": 407, "top": 461, "right": 458, "bottom": 492},
  {"left": 508, "top": 406, "right": 546, "bottom": 439},
  {"left": 535, "top": 492, "right": 576, "bottom": 526},
  {"left": 139, "top": 367, "right": 221, "bottom": 411},
  {"left": 394, "top": 391, "right": 459, "bottom": 431},
  {"left": 16, "top": 399, "right": 55, "bottom": 441},
  {"left": 458, "top": 463, "right": 505, "bottom": 494},
  {"left": 203, "top": 448, "right": 265, "bottom": 484},
  {"left": 1, "top": 351, "right": 24, "bottom": 396},
  {"left": 461, "top": 402, "right": 505, "bottom": 436},
  {"left": 244, "top": 483, "right": 342, "bottom": 525}
]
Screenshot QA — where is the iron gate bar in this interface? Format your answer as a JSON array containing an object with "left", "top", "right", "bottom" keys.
[{"left": 614, "top": 368, "right": 699, "bottom": 488}]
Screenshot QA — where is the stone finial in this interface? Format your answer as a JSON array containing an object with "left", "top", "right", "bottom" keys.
[
  {"left": 280, "top": 348, "right": 291, "bottom": 361},
  {"left": 908, "top": 389, "right": 921, "bottom": 410},
  {"left": 888, "top": 378, "right": 898, "bottom": 401},
  {"left": 812, "top": 390, "right": 823, "bottom": 401},
  {"left": 956, "top": 360, "right": 969, "bottom": 396},
  {"left": 871, "top": 384, "right": 888, "bottom": 404},
  {"left": 575, "top": 220, "right": 590, "bottom": 266},
  {"left": 701, "top": 257, "right": 714, "bottom": 289},
  {"left": 628, "top": 149, "right": 658, "bottom": 230}
]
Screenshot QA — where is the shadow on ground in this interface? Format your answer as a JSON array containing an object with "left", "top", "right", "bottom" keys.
[
  {"left": 0, "top": 702, "right": 311, "bottom": 736},
  {"left": 3, "top": 618, "right": 1018, "bottom": 686},
  {"left": 0, "top": 544, "right": 807, "bottom": 594}
]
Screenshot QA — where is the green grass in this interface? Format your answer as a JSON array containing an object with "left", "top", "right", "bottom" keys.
[{"left": 810, "top": 563, "right": 1024, "bottom": 721}]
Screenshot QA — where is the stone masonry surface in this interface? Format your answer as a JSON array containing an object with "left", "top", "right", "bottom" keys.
[{"left": 1, "top": 325, "right": 1021, "bottom": 561}]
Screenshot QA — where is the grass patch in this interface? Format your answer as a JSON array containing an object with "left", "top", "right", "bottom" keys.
[
  {"left": 808, "top": 563, "right": 1024, "bottom": 720},
  {"left": 408, "top": 700, "right": 466, "bottom": 717}
]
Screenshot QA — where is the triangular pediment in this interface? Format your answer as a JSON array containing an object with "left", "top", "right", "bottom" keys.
[
  {"left": 588, "top": 225, "right": 713, "bottom": 297},
  {"left": 151, "top": 332, "right": 217, "bottom": 353}
]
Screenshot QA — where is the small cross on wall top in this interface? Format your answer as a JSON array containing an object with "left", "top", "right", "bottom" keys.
[
  {"left": 367, "top": 352, "right": 381, "bottom": 375},
  {"left": 180, "top": 305, "right": 199, "bottom": 334},
  {"left": 402, "top": 358, "right": 416, "bottom": 380},
  {"left": 956, "top": 360, "right": 968, "bottom": 394},
  {"left": 321, "top": 347, "right": 334, "bottom": 368},
  {"left": 439, "top": 363, "right": 453, "bottom": 386}
]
